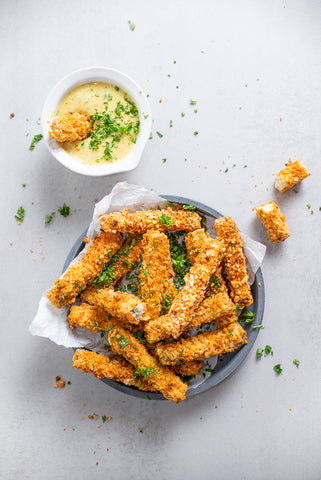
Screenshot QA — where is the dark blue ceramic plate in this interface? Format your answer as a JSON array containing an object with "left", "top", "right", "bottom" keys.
[{"left": 63, "top": 195, "right": 265, "bottom": 400}]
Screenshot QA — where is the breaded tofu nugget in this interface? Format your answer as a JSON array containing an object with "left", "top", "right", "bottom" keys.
[
  {"left": 49, "top": 112, "right": 93, "bottom": 143},
  {"left": 275, "top": 160, "right": 310, "bottom": 193},
  {"left": 67, "top": 303, "right": 133, "bottom": 332},
  {"left": 144, "top": 239, "right": 224, "bottom": 343},
  {"left": 139, "top": 231, "right": 177, "bottom": 319},
  {"left": 214, "top": 217, "right": 253, "bottom": 307},
  {"left": 91, "top": 235, "right": 143, "bottom": 290},
  {"left": 108, "top": 325, "right": 187, "bottom": 403},
  {"left": 72, "top": 350, "right": 157, "bottom": 392},
  {"left": 155, "top": 322, "right": 247, "bottom": 364},
  {"left": 47, "top": 231, "right": 123, "bottom": 308},
  {"left": 100, "top": 207, "right": 202, "bottom": 234},
  {"left": 254, "top": 201, "right": 290, "bottom": 243},
  {"left": 81, "top": 287, "right": 146, "bottom": 325}
]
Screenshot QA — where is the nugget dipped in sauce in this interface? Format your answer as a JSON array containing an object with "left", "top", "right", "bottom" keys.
[{"left": 49, "top": 112, "right": 92, "bottom": 143}]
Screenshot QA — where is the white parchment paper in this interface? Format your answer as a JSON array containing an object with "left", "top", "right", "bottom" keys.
[{"left": 30, "top": 182, "right": 266, "bottom": 363}]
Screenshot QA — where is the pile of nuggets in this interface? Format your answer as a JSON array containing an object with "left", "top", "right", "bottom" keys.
[{"left": 47, "top": 206, "right": 255, "bottom": 403}]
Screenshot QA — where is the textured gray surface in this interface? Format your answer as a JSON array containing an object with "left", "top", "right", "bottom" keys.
[{"left": 1, "top": 1, "right": 321, "bottom": 479}]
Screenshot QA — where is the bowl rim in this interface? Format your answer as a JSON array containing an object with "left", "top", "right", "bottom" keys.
[
  {"left": 41, "top": 66, "right": 152, "bottom": 177},
  {"left": 64, "top": 195, "right": 265, "bottom": 401}
]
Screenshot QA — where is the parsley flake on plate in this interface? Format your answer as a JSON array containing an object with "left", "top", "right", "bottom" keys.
[
  {"left": 29, "top": 134, "right": 43, "bottom": 150},
  {"left": 15, "top": 206, "right": 25, "bottom": 222},
  {"left": 273, "top": 364, "right": 282, "bottom": 374},
  {"left": 58, "top": 203, "right": 70, "bottom": 217},
  {"left": 128, "top": 20, "right": 135, "bottom": 31}
]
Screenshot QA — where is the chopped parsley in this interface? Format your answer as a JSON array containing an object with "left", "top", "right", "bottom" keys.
[
  {"left": 181, "top": 112, "right": 185, "bottom": 117},
  {"left": 182, "top": 204, "right": 196, "bottom": 212},
  {"left": 58, "top": 203, "right": 70, "bottom": 217},
  {"left": 161, "top": 293, "right": 173, "bottom": 315},
  {"left": 264, "top": 345, "right": 273, "bottom": 355},
  {"left": 145, "top": 395, "right": 151, "bottom": 400},
  {"left": 306, "top": 204, "right": 311, "bottom": 209},
  {"left": 45, "top": 214, "right": 54, "bottom": 224},
  {"left": 252, "top": 325, "right": 264, "bottom": 329},
  {"left": 273, "top": 364, "right": 282, "bottom": 374},
  {"left": 239, "top": 309, "right": 255, "bottom": 323},
  {"left": 102, "top": 415, "right": 107, "bottom": 423},
  {"left": 256, "top": 347, "right": 263, "bottom": 357},
  {"left": 118, "top": 336, "right": 130, "bottom": 348},
  {"left": 158, "top": 213, "right": 173, "bottom": 226},
  {"left": 293, "top": 359, "right": 300, "bottom": 367},
  {"left": 128, "top": 20, "right": 135, "bottom": 30},
  {"left": 156, "top": 131, "right": 163, "bottom": 138},
  {"left": 22, "top": 183, "right": 26, "bottom": 188},
  {"left": 15, "top": 206, "right": 25, "bottom": 222},
  {"left": 209, "top": 274, "right": 222, "bottom": 291},
  {"left": 134, "top": 366, "right": 158, "bottom": 384},
  {"left": 190, "top": 100, "right": 197, "bottom": 105},
  {"left": 162, "top": 158, "right": 167, "bottom": 163},
  {"left": 193, "top": 131, "right": 199, "bottom": 136},
  {"left": 168, "top": 232, "right": 191, "bottom": 288},
  {"left": 29, "top": 134, "right": 43, "bottom": 150},
  {"left": 133, "top": 330, "right": 146, "bottom": 345}
]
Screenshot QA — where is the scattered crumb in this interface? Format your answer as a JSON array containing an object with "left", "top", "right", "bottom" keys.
[
  {"left": 280, "top": 117, "right": 282, "bottom": 121},
  {"left": 96, "top": 462, "right": 99, "bottom": 466},
  {"left": 311, "top": 210, "right": 314, "bottom": 215},
  {"left": 256, "top": 409, "right": 259, "bottom": 412},
  {"left": 83, "top": 237, "right": 90, "bottom": 243},
  {"left": 73, "top": 187, "right": 76, "bottom": 191},
  {"left": 81, "top": 417, "right": 84, "bottom": 420},
  {"left": 159, "top": 99, "right": 162, "bottom": 103},
  {"left": 97, "top": 424, "right": 101, "bottom": 428},
  {"left": 53, "top": 384, "right": 58, "bottom": 388},
  {"left": 57, "top": 380, "right": 65, "bottom": 388},
  {"left": 10, "top": 113, "right": 15, "bottom": 118},
  {"left": 56, "top": 376, "right": 61, "bottom": 381},
  {"left": 30, "top": 248, "right": 34, "bottom": 253},
  {"left": 83, "top": 403, "right": 86, "bottom": 407},
  {"left": 289, "top": 407, "right": 292, "bottom": 411},
  {"left": 241, "top": 405, "right": 244, "bottom": 408},
  {"left": 94, "top": 198, "right": 98, "bottom": 202},
  {"left": 64, "top": 428, "right": 66, "bottom": 431},
  {"left": 10, "top": 243, "right": 13, "bottom": 246},
  {"left": 123, "top": 443, "right": 126, "bottom": 446},
  {"left": 78, "top": 195, "right": 81, "bottom": 199}
]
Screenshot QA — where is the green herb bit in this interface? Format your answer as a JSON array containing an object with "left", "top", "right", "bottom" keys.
[
  {"left": 181, "top": 112, "right": 185, "bottom": 117},
  {"left": 224, "top": 168, "right": 228, "bottom": 173},
  {"left": 134, "top": 366, "right": 158, "bottom": 383},
  {"left": 256, "top": 347, "right": 263, "bottom": 357},
  {"left": 144, "top": 114, "right": 149, "bottom": 119},
  {"left": 239, "top": 309, "right": 255, "bottom": 323},
  {"left": 209, "top": 274, "right": 222, "bottom": 290},
  {"left": 22, "top": 184, "right": 26, "bottom": 188},
  {"left": 58, "top": 203, "right": 70, "bottom": 217},
  {"left": 67, "top": 381, "right": 71, "bottom": 385},
  {"left": 190, "top": 100, "right": 197, "bottom": 105},
  {"left": 133, "top": 330, "right": 146, "bottom": 345},
  {"left": 158, "top": 213, "right": 173, "bottom": 226},
  {"left": 15, "top": 206, "right": 25, "bottom": 222},
  {"left": 293, "top": 189, "right": 298, "bottom": 193},
  {"left": 114, "top": 86, "right": 120, "bottom": 91},
  {"left": 45, "top": 214, "right": 54, "bottom": 224},
  {"left": 169, "top": 120, "right": 173, "bottom": 127},
  {"left": 273, "top": 364, "right": 282, "bottom": 374},
  {"left": 293, "top": 359, "right": 300, "bottom": 367},
  {"left": 182, "top": 204, "right": 196, "bottom": 212},
  {"left": 306, "top": 204, "right": 311, "bottom": 209},
  {"left": 29, "top": 134, "right": 43, "bottom": 150},
  {"left": 118, "top": 335, "right": 130, "bottom": 348},
  {"left": 193, "top": 131, "right": 199, "bottom": 136},
  {"left": 102, "top": 415, "right": 107, "bottom": 423},
  {"left": 145, "top": 395, "right": 151, "bottom": 400},
  {"left": 264, "top": 345, "right": 273, "bottom": 355},
  {"left": 161, "top": 293, "right": 173, "bottom": 315},
  {"left": 156, "top": 131, "right": 163, "bottom": 138},
  {"left": 162, "top": 158, "right": 167, "bottom": 163},
  {"left": 128, "top": 20, "right": 135, "bottom": 30},
  {"left": 252, "top": 325, "right": 264, "bottom": 329}
]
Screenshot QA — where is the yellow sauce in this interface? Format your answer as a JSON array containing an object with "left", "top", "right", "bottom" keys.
[{"left": 56, "top": 82, "right": 139, "bottom": 165}]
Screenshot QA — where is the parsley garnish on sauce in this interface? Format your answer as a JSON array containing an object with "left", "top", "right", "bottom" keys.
[
  {"left": 29, "top": 134, "right": 43, "bottom": 150},
  {"left": 58, "top": 203, "right": 70, "bottom": 217},
  {"left": 15, "top": 206, "right": 25, "bottom": 222}
]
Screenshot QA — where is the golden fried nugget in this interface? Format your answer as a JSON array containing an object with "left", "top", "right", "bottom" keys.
[
  {"left": 49, "top": 112, "right": 93, "bottom": 143},
  {"left": 108, "top": 325, "right": 187, "bottom": 403},
  {"left": 81, "top": 287, "right": 146, "bottom": 325},
  {"left": 100, "top": 207, "right": 202, "bottom": 234},
  {"left": 67, "top": 303, "right": 133, "bottom": 332},
  {"left": 214, "top": 217, "right": 253, "bottom": 307},
  {"left": 139, "top": 231, "right": 177, "bottom": 319},
  {"left": 92, "top": 235, "right": 143, "bottom": 289},
  {"left": 155, "top": 322, "right": 247, "bottom": 364},
  {"left": 72, "top": 350, "right": 157, "bottom": 392},
  {"left": 190, "top": 293, "right": 236, "bottom": 328},
  {"left": 144, "top": 239, "right": 224, "bottom": 343},
  {"left": 254, "top": 201, "right": 290, "bottom": 243},
  {"left": 185, "top": 228, "right": 213, "bottom": 264},
  {"left": 275, "top": 160, "right": 310, "bottom": 193},
  {"left": 47, "top": 231, "right": 123, "bottom": 308}
]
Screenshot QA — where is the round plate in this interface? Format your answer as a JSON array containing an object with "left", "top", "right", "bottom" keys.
[{"left": 64, "top": 196, "right": 265, "bottom": 400}]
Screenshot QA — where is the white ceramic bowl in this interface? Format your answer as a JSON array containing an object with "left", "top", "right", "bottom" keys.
[{"left": 41, "top": 67, "right": 152, "bottom": 176}]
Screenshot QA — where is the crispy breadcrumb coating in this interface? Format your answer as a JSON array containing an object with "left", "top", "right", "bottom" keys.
[
  {"left": 81, "top": 287, "right": 146, "bottom": 325},
  {"left": 173, "top": 360, "right": 203, "bottom": 376},
  {"left": 49, "top": 112, "right": 93, "bottom": 143},
  {"left": 99, "top": 207, "right": 202, "bottom": 234},
  {"left": 90, "top": 235, "right": 143, "bottom": 290},
  {"left": 190, "top": 293, "right": 237, "bottom": 328},
  {"left": 214, "top": 217, "right": 253, "bottom": 307},
  {"left": 254, "top": 201, "right": 290, "bottom": 243},
  {"left": 72, "top": 350, "right": 157, "bottom": 391},
  {"left": 139, "top": 231, "right": 177, "bottom": 319},
  {"left": 185, "top": 229, "right": 213, "bottom": 264},
  {"left": 47, "top": 231, "right": 123, "bottom": 308},
  {"left": 144, "top": 239, "right": 224, "bottom": 343},
  {"left": 275, "top": 160, "right": 310, "bottom": 193},
  {"left": 67, "top": 303, "right": 133, "bottom": 332},
  {"left": 108, "top": 325, "right": 187, "bottom": 403},
  {"left": 155, "top": 322, "right": 247, "bottom": 364}
]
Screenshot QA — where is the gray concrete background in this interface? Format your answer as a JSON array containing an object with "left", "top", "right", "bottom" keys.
[{"left": 1, "top": 1, "right": 320, "bottom": 479}]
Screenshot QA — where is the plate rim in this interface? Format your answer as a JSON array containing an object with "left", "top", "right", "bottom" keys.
[{"left": 64, "top": 195, "right": 265, "bottom": 401}]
